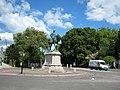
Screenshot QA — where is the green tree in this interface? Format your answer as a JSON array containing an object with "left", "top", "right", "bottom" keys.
[
  {"left": 115, "top": 30, "right": 120, "bottom": 68},
  {"left": 5, "top": 44, "right": 20, "bottom": 66},
  {"left": 12, "top": 27, "right": 48, "bottom": 67},
  {"left": 59, "top": 27, "right": 98, "bottom": 67},
  {"left": 103, "top": 56, "right": 115, "bottom": 67},
  {"left": 97, "top": 27, "right": 118, "bottom": 58}
]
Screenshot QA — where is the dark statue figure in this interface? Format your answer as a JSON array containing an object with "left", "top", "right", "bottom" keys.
[{"left": 48, "top": 30, "right": 61, "bottom": 51}]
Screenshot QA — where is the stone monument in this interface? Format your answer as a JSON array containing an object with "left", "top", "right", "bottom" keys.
[{"left": 42, "top": 30, "right": 64, "bottom": 72}]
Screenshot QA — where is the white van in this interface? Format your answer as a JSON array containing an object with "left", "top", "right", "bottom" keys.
[{"left": 89, "top": 60, "right": 109, "bottom": 71}]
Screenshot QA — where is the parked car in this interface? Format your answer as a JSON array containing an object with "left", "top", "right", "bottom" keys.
[{"left": 89, "top": 60, "right": 109, "bottom": 71}]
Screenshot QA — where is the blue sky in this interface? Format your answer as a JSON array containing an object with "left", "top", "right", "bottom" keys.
[{"left": 0, "top": 0, "right": 120, "bottom": 47}]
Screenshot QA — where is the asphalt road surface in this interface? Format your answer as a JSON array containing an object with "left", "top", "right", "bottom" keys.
[{"left": 0, "top": 69, "right": 120, "bottom": 90}]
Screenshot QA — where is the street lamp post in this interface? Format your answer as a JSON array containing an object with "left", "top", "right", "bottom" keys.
[
  {"left": 20, "top": 61, "right": 23, "bottom": 74},
  {"left": 19, "top": 51, "right": 25, "bottom": 74}
]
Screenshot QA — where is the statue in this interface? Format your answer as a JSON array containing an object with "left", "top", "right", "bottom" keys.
[
  {"left": 43, "top": 30, "right": 64, "bottom": 73},
  {"left": 48, "top": 30, "right": 61, "bottom": 51}
]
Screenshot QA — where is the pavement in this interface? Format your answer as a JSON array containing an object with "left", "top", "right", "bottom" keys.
[
  {"left": 0, "top": 67, "right": 92, "bottom": 77},
  {"left": 0, "top": 62, "right": 120, "bottom": 78},
  {"left": 1, "top": 62, "right": 15, "bottom": 68},
  {"left": 0, "top": 62, "right": 93, "bottom": 77},
  {"left": 1, "top": 63, "right": 120, "bottom": 90}
]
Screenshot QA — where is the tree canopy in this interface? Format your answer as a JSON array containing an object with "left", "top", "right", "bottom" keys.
[
  {"left": 59, "top": 27, "right": 98, "bottom": 67},
  {"left": 6, "top": 27, "right": 48, "bottom": 67},
  {"left": 97, "top": 27, "right": 118, "bottom": 58},
  {"left": 5, "top": 27, "right": 120, "bottom": 68},
  {"left": 59, "top": 27, "right": 118, "bottom": 67}
]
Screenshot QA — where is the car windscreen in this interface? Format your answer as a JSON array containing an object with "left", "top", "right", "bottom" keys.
[{"left": 100, "top": 62, "right": 107, "bottom": 65}]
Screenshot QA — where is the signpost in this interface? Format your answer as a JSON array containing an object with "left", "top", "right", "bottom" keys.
[{"left": 19, "top": 51, "right": 25, "bottom": 74}]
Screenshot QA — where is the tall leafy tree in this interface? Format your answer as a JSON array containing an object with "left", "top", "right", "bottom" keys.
[
  {"left": 6, "top": 44, "right": 20, "bottom": 66},
  {"left": 12, "top": 27, "right": 48, "bottom": 67},
  {"left": 115, "top": 30, "right": 120, "bottom": 68},
  {"left": 97, "top": 27, "right": 118, "bottom": 58},
  {"left": 59, "top": 27, "right": 98, "bottom": 67}
]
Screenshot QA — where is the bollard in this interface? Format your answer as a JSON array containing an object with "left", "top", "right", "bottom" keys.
[
  {"left": 73, "top": 68, "right": 76, "bottom": 72},
  {"left": 67, "top": 64, "right": 69, "bottom": 68},
  {"left": 91, "top": 78, "right": 95, "bottom": 80},
  {"left": 32, "top": 66, "right": 34, "bottom": 70},
  {"left": 48, "top": 69, "right": 51, "bottom": 73},
  {"left": 70, "top": 64, "right": 72, "bottom": 68}
]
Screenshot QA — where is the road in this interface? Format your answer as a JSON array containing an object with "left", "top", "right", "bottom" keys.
[{"left": 0, "top": 69, "right": 120, "bottom": 90}]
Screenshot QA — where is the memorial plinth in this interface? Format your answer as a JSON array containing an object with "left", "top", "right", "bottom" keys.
[{"left": 42, "top": 51, "right": 64, "bottom": 72}]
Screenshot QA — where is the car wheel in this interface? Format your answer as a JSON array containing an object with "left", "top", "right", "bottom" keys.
[{"left": 105, "top": 69, "right": 108, "bottom": 71}]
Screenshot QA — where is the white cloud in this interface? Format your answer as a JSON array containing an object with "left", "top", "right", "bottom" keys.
[
  {"left": 7, "top": 0, "right": 16, "bottom": 3},
  {"left": 44, "top": 8, "right": 73, "bottom": 28},
  {"left": 13, "top": 0, "right": 30, "bottom": 13},
  {"left": 0, "top": 32, "right": 14, "bottom": 45},
  {"left": 64, "top": 22, "right": 73, "bottom": 28},
  {"left": 30, "top": 10, "right": 43, "bottom": 17},
  {"left": 21, "top": 0, "right": 30, "bottom": 11},
  {"left": 62, "top": 13, "right": 72, "bottom": 19},
  {"left": 0, "top": 0, "right": 50, "bottom": 33},
  {"left": 0, "top": 28, "right": 4, "bottom": 33},
  {"left": 0, "top": 0, "right": 50, "bottom": 46},
  {"left": 0, "top": 0, "right": 14, "bottom": 14},
  {"left": 86, "top": 0, "right": 120, "bottom": 25},
  {"left": 0, "top": 13, "right": 49, "bottom": 34}
]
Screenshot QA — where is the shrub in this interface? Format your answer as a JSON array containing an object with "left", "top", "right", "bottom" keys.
[{"left": 103, "top": 56, "right": 115, "bottom": 67}]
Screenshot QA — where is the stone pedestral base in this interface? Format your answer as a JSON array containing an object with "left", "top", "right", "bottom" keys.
[
  {"left": 42, "top": 51, "right": 64, "bottom": 73},
  {"left": 48, "top": 66, "right": 64, "bottom": 73}
]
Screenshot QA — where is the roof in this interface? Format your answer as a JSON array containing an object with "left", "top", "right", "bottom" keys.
[{"left": 90, "top": 60, "right": 105, "bottom": 62}]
